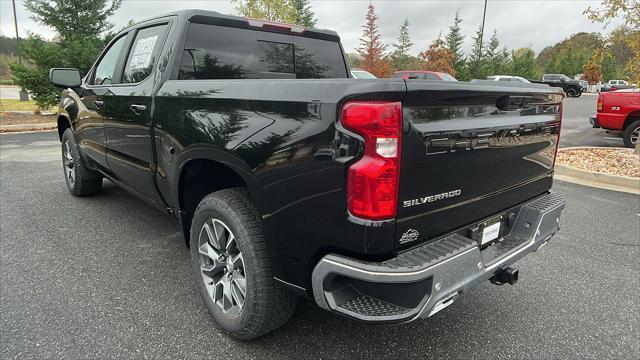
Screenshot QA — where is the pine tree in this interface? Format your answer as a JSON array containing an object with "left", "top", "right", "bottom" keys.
[
  {"left": 418, "top": 34, "right": 456, "bottom": 76},
  {"left": 469, "top": 25, "right": 486, "bottom": 78},
  {"left": 356, "top": 4, "right": 392, "bottom": 77},
  {"left": 11, "top": 0, "right": 121, "bottom": 109},
  {"left": 24, "top": 0, "right": 121, "bottom": 41},
  {"left": 391, "top": 19, "right": 413, "bottom": 70},
  {"left": 484, "top": 30, "right": 507, "bottom": 75},
  {"left": 509, "top": 48, "right": 539, "bottom": 79},
  {"left": 290, "top": 0, "right": 317, "bottom": 27},
  {"left": 445, "top": 10, "right": 466, "bottom": 77}
]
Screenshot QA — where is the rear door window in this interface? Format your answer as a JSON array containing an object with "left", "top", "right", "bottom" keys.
[
  {"left": 121, "top": 24, "right": 169, "bottom": 83},
  {"left": 178, "top": 23, "right": 348, "bottom": 80}
]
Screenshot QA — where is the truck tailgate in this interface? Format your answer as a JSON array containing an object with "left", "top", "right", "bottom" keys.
[{"left": 396, "top": 82, "right": 563, "bottom": 248}]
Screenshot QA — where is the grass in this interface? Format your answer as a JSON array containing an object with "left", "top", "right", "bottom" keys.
[{"left": 0, "top": 99, "right": 40, "bottom": 112}]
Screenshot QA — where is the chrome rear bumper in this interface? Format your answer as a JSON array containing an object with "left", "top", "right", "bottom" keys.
[{"left": 311, "top": 192, "right": 566, "bottom": 323}]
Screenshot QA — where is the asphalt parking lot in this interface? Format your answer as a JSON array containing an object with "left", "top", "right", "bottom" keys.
[{"left": 1, "top": 98, "right": 639, "bottom": 359}]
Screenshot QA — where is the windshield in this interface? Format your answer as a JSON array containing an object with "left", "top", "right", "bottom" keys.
[
  {"left": 352, "top": 70, "right": 377, "bottom": 79},
  {"left": 559, "top": 74, "right": 571, "bottom": 81}
]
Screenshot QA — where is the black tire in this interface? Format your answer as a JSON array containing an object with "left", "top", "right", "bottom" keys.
[
  {"left": 190, "top": 188, "right": 297, "bottom": 340},
  {"left": 566, "top": 88, "right": 577, "bottom": 97},
  {"left": 61, "top": 129, "right": 102, "bottom": 196},
  {"left": 622, "top": 119, "right": 640, "bottom": 148},
  {"left": 575, "top": 90, "right": 582, "bottom": 97}
]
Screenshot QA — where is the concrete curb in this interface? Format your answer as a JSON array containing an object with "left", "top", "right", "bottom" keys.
[
  {"left": 555, "top": 147, "right": 640, "bottom": 194},
  {"left": 0, "top": 123, "right": 57, "bottom": 133}
]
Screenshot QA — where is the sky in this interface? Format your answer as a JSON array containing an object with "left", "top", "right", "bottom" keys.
[{"left": 0, "top": 0, "right": 624, "bottom": 55}]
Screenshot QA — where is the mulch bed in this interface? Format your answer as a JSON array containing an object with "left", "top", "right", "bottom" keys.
[
  {"left": 0, "top": 112, "right": 57, "bottom": 133},
  {"left": 0, "top": 112, "right": 56, "bottom": 126},
  {"left": 556, "top": 147, "right": 640, "bottom": 178}
]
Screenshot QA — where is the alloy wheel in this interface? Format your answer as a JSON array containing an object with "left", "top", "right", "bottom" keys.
[
  {"left": 63, "top": 140, "right": 75, "bottom": 187},
  {"left": 631, "top": 126, "right": 639, "bottom": 145},
  {"left": 198, "top": 218, "right": 247, "bottom": 316}
]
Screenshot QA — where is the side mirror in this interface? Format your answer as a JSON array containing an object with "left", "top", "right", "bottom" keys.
[{"left": 49, "top": 68, "right": 82, "bottom": 88}]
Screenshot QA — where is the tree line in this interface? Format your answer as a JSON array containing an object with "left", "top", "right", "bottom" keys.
[
  {"left": 350, "top": 2, "right": 637, "bottom": 83},
  {"left": 7, "top": 0, "right": 638, "bottom": 110}
]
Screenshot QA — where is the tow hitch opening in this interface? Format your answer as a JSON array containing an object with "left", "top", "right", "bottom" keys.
[{"left": 490, "top": 267, "right": 519, "bottom": 286}]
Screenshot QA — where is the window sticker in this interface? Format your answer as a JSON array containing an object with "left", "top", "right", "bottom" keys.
[{"left": 129, "top": 35, "right": 158, "bottom": 69}]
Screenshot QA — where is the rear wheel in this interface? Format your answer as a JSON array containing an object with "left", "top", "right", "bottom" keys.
[
  {"left": 566, "top": 88, "right": 577, "bottom": 97},
  {"left": 190, "top": 188, "right": 297, "bottom": 340},
  {"left": 61, "top": 129, "right": 102, "bottom": 196},
  {"left": 623, "top": 119, "right": 640, "bottom": 148}
]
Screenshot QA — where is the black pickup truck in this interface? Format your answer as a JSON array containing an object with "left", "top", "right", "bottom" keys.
[
  {"left": 49, "top": 10, "right": 566, "bottom": 340},
  {"left": 533, "top": 74, "right": 585, "bottom": 97}
]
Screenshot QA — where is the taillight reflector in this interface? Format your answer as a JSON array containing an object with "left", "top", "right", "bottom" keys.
[{"left": 341, "top": 101, "right": 402, "bottom": 220}]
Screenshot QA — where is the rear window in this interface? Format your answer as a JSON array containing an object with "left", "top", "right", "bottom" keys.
[
  {"left": 438, "top": 73, "right": 457, "bottom": 81},
  {"left": 178, "top": 23, "right": 348, "bottom": 80}
]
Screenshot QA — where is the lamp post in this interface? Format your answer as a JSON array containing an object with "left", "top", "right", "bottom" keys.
[
  {"left": 475, "top": 0, "right": 488, "bottom": 78},
  {"left": 11, "top": 0, "right": 21, "bottom": 64},
  {"left": 12, "top": 0, "right": 29, "bottom": 101}
]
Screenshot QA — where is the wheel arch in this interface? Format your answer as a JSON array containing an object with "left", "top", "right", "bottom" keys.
[
  {"left": 624, "top": 111, "right": 640, "bottom": 129},
  {"left": 57, "top": 115, "right": 72, "bottom": 141},
  {"left": 174, "top": 151, "right": 261, "bottom": 246}
]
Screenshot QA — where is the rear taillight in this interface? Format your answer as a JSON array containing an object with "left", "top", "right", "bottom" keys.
[
  {"left": 597, "top": 95, "right": 604, "bottom": 111},
  {"left": 553, "top": 102, "right": 563, "bottom": 168},
  {"left": 341, "top": 101, "right": 402, "bottom": 220}
]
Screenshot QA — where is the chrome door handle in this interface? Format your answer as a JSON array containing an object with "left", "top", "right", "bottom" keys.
[
  {"left": 93, "top": 100, "right": 104, "bottom": 109},
  {"left": 130, "top": 104, "right": 147, "bottom": 115}
]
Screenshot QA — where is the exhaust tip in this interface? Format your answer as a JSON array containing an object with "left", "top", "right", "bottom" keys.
[{"left": 490, "top": 267, "right": 519, "bottom": 286}]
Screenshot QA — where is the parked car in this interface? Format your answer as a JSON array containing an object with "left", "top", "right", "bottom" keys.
[
  {"left": 590, "top": 88, "right": 640, "bottom": 148},
  {"left": 533, "top": 74, "right": 585, "bottom": 97},
  {"left": 350, "top": 68, "right": 377, "bottom": 79},
  {"left": 486, "top": 75, "right": 531, "bottom": 83},
  {"left": 600, "top": 79, "right": 635, "bottom": 92},
  {"left": 49, "top": 9, "right": 566, "bottom": 340},
  {"left": 392, "top": 70, "right": 457, "bottom": 81}
]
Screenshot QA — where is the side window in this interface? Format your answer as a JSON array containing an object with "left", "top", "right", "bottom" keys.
[
  {"left": 92, "top": 35, "right": 127, "bottom": 86},
  {"left": 121, "top": 24, "right": 168, "bottom": 84},
  {"left": 424, "top": 73, "right": 439, "bottom": 80},
  {"left": 498, "top": 77, "right": 511, "bottom": 82}
]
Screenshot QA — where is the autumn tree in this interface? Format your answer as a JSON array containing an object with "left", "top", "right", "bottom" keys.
[
  {"left": 582, "top": 49, "right": 604, "bottom": 84},
  {"left": 356, "top": 4, "right": 392, "bottom": 77},
  {"left": 445, "top": 10, "right": 468, "bottom": 79},
  {"left": 233, "top": 0, "right": 317, "bottom": 26},
  {"left": 390, "top": 19, "right": 414, "bottom": 70},
  {"left": 418, "top": 34, "right": 456, "bottom": 76},
  {"left": 584, "top": 0, "right": 639, "bottom": 84}
]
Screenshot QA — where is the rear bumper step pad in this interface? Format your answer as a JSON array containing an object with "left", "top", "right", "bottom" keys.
[{"left": 311, "top": 192, "right": 565, "bottom": 323}]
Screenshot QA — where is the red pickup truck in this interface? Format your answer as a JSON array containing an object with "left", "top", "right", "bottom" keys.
[{"left": 591, "top": 89, "right": 640, "bottom": 147}]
